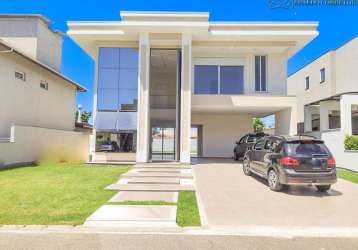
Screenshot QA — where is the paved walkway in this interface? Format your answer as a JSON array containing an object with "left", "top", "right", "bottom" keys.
[
  {"left": 193, "top": 158, "right": 358, "bottom": 228},
  {"left": 84, "top": 163, "right": 194, "bottom": 227}
]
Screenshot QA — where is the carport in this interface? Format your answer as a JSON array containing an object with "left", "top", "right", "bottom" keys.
[
  {"left": 191, "top": 95, "right": 297, "bottom": 158},
  {"left": 193, "top": 158, "right": 358, "bottom": 228}
]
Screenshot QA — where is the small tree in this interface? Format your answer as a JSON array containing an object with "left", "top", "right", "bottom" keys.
[
  {"left": 253, "top": 118, "right": 264, "bottom": 133},
  {"left": 81, "top": 111, "right": 92, "bottom": 123}
]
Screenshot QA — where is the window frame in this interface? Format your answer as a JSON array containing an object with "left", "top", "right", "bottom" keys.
[
  {"left": 254, "top": 55, "right": 268, "bottom": 92},
  {"left": 193, "top": 58, "right": 245, "bottom": 95},
  {"left": 305, "top": 76, "right": 310, "bottom": 90},
  {"left": 40, "top": 80, "right": 49, "bottom": 90},
  {"left": 320, "top": 68, "right": 325, "bottom": 83},
  {"left": 15, "top": 70, "right": 26, "bottom": 82}
]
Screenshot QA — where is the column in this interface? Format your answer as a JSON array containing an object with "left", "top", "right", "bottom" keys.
[
  {"left": 304, "top": 105, "right": 312, "bottom": 132},
  {"left": 320, "top": 101, "right": 330, "bottom": 131},
  {"left": 340, "top": 94, "right": 353, "bottom": 135},
  {"left": 180, "top": 34, "right": 192, "bottom": 164},
  {"left": 136, "top": 33, "right": 150, "bottom": 163}
]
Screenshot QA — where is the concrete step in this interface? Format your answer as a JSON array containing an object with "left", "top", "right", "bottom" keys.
[
  {"left": 125, "top": 177, "right": 180, "bottom": 184},
  {"left": 109, "top": 191, "right": 178, "bottom": 203},
  {"left": 135, "top": 168, "right": 192, "bottom": 173},
  {"left": 84, "top": 205, "right": 178, "bottom": 228},
  {"left": 122, "top": 172, "right": 193, "bottom": 179},
  {"left": 133, "top": 164, "right": 191, "bottom": 169},
  {"left": 105, "top": 183, "right": 195, "bottom": 191}
]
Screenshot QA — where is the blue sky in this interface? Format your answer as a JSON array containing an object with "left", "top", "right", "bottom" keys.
[{"left": 1, "top": 0, "right": 357, "bottom": 126}]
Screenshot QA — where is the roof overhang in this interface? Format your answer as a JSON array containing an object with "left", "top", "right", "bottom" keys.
[
  {"left": 0, "top": 39, "right": 86, "bottom": 92},
  {"left": 67, "top": 11, "right": 318, "bottom": 59}
]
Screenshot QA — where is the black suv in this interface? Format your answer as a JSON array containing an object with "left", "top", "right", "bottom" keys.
[
  {"left": 234, "top": 133, "right": 267, "bottom": 161},
  {"left": 243, "top": 135, "right": 337, "bottom": 192}
]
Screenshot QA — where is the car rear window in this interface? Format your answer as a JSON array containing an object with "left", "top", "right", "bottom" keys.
[
  {"left": 247, "top": 136, "right": 257, "bottom": 143},
  {"left": 284, "top": 141, "right": 330, "bottom": 157}
]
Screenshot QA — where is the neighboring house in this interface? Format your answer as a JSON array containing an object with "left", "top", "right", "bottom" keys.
[
  {"left": 0, "top": 14, "right": 88, "bottom": 167},
  {"left": 288, "top": 36, "right": 358, "bottom": 170},
  {"left": 67, "top": 11, "right": 318, "bottom": 163}
]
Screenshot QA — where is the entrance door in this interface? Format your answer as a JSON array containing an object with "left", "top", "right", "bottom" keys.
[{"left": 151, "top": 127, "right": 175, "bottom": 161}]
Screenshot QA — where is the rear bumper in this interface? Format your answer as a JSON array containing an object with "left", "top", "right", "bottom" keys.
[{"left": 279, "top": 168, "right": 337, "bottom": 185}]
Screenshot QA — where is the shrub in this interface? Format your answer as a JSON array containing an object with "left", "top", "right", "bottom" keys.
[{"left": 344, "top": 135, "right": 358, "bottom": 150}]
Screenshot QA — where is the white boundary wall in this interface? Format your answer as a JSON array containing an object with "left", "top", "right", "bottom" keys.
[{"left": 0, "top": 125, "right": 89, "bottom": 167}]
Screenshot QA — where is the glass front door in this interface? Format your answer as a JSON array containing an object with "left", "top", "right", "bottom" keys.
[{"left": 151, "top": 127, "right": 175, "bottom": 161}]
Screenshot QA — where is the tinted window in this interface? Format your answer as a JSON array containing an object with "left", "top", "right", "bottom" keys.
[
  {"left": 254, "top": 139, "right": 265, "bottom": 150},
  {"left": 194, "top": 65, "right": 218, "bottom": 94},
  {"left": 220, "top": 66, "right": 244, "bottom": 94},
  {"left": 97, "top": 48, "right": 138, "bottom": 111},
  {"left": 255, "top": 56, "right": 267, "bottom": 92},
  {"left": 239, "top": 135, "right": 247, "bottom": 144},
  {"left": 285, "top": 141, "right": 330, "bottom": 156},
  {"left": 247, "top": 136, "right": 257, "bottom": 143}
]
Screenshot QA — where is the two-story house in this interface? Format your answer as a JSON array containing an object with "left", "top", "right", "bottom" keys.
[
  {"left": 288, "top": 36, "right": 358, "bottom": 170},
  {"left": 67, "top": 11, "right": 318, "bottom": 163}
]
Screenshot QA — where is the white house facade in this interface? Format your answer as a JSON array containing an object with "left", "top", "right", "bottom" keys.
[
  {"left": 67, "top": 11, "right": 318, "bottom": 163},
  {"left": 288, "top": 36, "right": 358, "bottom": 170}
]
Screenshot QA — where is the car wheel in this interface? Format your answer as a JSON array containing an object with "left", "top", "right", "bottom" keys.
[
  {"left": 243, "top": 157, "right": 251, "bottom": 176},
  {"left": 316, "top": 185, "right": 331, "bottom": 192},
  {"left": 268, "top": 169, "right": 283, "bottom": 191}
]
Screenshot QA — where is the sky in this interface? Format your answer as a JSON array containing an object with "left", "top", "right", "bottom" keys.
[{"left": 1, "top": 0, "right": 357, "bottom": 127}]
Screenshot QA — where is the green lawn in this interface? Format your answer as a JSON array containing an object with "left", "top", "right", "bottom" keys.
[
  {"left": 0, "top": 163, "right": 129, "bottom": 225},
  {"left": 176, "top": 191, "right": 201, "bottom": 227},
  {"left": 337, "top": 168, "right": 358, "bottom": 184}
]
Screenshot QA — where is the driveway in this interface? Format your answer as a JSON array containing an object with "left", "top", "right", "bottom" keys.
[{"left": 193, "top": 158, "right": 358, "bottom": 228}]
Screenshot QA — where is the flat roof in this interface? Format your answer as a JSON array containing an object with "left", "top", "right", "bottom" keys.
[{"left": 0, "top": 39, "right": 86, "bottom": 92}]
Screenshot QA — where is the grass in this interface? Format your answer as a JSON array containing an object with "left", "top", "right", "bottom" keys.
[
  {"left": 176, "top": 191, "right": 201, "bottom": 227},
  {"left": 337, "top": 168, "right": 358, "bottom": 184},
  {"left": 0, "top": 163, "right": 129, "bottom": 225}
]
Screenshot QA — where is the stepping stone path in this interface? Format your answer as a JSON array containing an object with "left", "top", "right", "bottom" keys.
[{"left": 84, "top": 163, "right": 195, "bottom": 228}]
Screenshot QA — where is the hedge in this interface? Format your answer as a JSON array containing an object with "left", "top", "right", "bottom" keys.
[{"left": 344, "top": 135, "right": 358, "bottom": 150}]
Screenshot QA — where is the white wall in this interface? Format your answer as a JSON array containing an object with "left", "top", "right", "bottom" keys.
[
  {"left": 191, "top": 113, "right": 253, "bottom": 157},
  {"left": 0, "top": 50, "right": 77, "bottom": 138},
  {"left": 0, "top": 125, "right": 89, "bottom": 167}
]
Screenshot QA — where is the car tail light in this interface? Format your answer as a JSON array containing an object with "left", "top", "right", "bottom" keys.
[
  {"left": 327, "top": 157, "right": 336, "bottom": 167},
  {"left": 280, "top": 157, "right": 299, "bottom": 167}
]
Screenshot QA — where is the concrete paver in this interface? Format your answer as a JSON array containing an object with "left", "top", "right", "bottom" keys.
[
  {"left": 109, "top": 191, "right": 178, "bottom": 203},
  {"left": 84, "top": 205, "right": 177, "bottom": 227},
  {"left": 193, "top": 158, "right": 358, "bottom": 228}
]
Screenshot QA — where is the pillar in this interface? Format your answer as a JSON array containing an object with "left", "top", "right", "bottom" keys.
[
  {"left": 180, "top": 34, "right": 192, "bottom": 164},
  {"left": 136, "top": 33, "right": 150, "bottom": 163}
]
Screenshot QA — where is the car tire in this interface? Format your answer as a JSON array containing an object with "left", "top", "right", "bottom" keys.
[
  {"left": 243, "top": 157, "right": 252, "bottom": 176},
  {"left": 268, "top": 169, "right": 283, "bottom": 191},
  {"left": 316, "top": 185, "right": 331, "bottom": 192}
]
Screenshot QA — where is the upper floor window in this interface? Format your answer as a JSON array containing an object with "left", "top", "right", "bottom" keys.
[
  {"left": 15, "top": 71, "right": 26, "bottom": 81},
  {"left": 97, "top": 48, "right": 138, "bottom": 112},
  {"left": 305, "top": 76, "right": 310, "bottom": 90},
  {"left": 194, "top": 65, "right": 244, "bottom": 95},
  {"left": 40, "top": 80, "right": 48, "bottom": 90},
  {"left": 255, "top": 56, "right": 267, "bottom": 92},
  {"left": 320, "top": 68, "right": 325, "bottom": 83}
]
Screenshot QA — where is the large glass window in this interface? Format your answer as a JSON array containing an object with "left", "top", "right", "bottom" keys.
[
  {"left": 97, "top": 48, "right": 138, "bottom": 111},
  {"left": 96, "top": 131, "right": 136, "bottom": 153},
  {"left": 194, "top": 65, "right": 218, "bottom": 94},
  {"left": 194, "top": 65, "right": 244, "bottom": 95},
  {"left": 220, "top": 66, "right": 244, "bottom": 94},
  {"left": 255, "top": 56, "right": 267, "bottom": 92}
]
